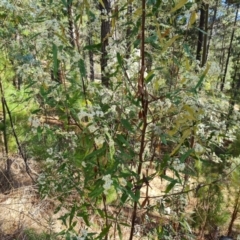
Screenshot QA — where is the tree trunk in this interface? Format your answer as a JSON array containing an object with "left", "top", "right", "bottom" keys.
[
  {"left": 126, "top": 1, "right": 132, "bottom": 59},
  {"left": 196, "top": 3, "right": 206, "bottom": 63},
  {"left": 206, "top": 1, "right": 218, "bottom": 62},
  {"left": 88, "top": 31, "right": 95, "bottom": 81},
  {"left": 228, "top": 189, "right": 240, "bottom": 236},
  {"left": 67, "top": 0, "right": 75, "bottom": 48},
  {"left": 220, "top": 8, "right": 238, "bottom": 91},
  {"left": 99, "top": 0, "right": 111, "bottom": 87},
  {"left": 201, "top": 4, "right": 209, "bottom": 67}
]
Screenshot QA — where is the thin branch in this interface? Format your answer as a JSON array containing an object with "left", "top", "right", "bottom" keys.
[{"left": 3, "top": 96, "right": 34, "bottom": 182}]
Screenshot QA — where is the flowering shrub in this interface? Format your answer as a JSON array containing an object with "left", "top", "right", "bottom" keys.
[{"left": 0, "top": 0, "right": 240, "bottom": 239}]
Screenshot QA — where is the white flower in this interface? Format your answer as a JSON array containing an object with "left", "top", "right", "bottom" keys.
[
  {"left": 189, "top": 3, "right": 198, "bottom": 12},
  {"left": 95, "top": 110, "right": 104, "bottom": 117},
  {"left": 164, "top": 207, "right": 171, "bottom": 215},
  {"left": 102, "top": 174, "right": 113, "bottom": 194},
  {"left": 29, "top": 117, "right": 41, "bottom": 128},
  {"left": 195, "top": 143, "right": 204, "bottom": 154},
  {"left": 88, "top": 124, "right": 97, "bottom": 133},
  {"left": 47, "top": 148, "right": 53, "bottom": 155},
  {"left": 38, "top": 173, "right": 46, "bottom": 184},
  {"left": 78, "top": 110, "right": 92, "bottom": 121},
  {"left": 72, "top": 53, "right": 81, "bottom": 62},
  {"left": 46, "top": 158, "right": 53, "bottom": 164},
  {"left": 173, "top": 158, "right": 185, "bottom": 171},
  {"left": 80, "top": 229, "right": 88, "bottom": 238},
  {"left": 81, "top": 161, "right": 86, "bottom": 168},
  {"left": 95, "top": 136, "right": 105, "bottom": 146}
]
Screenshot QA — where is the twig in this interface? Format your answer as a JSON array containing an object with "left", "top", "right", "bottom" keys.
[
  {"left": 3, "top": 97, "right": 35, "bottom": 183},
  {"left": 129, "top": 0, "right": 147, "bottom": 239}
]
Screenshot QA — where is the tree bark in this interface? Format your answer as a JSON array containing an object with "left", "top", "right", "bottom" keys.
[
  {"left": 201, "top": 4, "right": 209, "bottom": 67},
  {"left": 196, "top": 3, "right": 206, "bottom": 63},
  {"left": 220, "top": 8, "right": 238, "bottom": 91},
  {"left": 99, "top": 0, "right": 111, "bottom": 87},
  {"left": 88, "top": 31, "right": 95, "bottom": 81},
  {"left": 206, "top": 1, "right": 218, "bottom": 62},
  {"left": 228, "top": 189, "right": 240, "bottom": 236},
  {"left": 67, "top": 0, "right": 76, "bottom": 48},
  {"left": 126, "top": 1, "right": 132, "bottom": 59}
]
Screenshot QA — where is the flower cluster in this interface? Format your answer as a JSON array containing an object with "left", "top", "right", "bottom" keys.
[
  {"left": 102, "top": 174, "right": 113, "bottom": 195},
  {"left": 173, "top": 158, "right": 185, "bottom": 171},
  {"left": 76, "top": 229, "right": 88, "bottom": 240}
]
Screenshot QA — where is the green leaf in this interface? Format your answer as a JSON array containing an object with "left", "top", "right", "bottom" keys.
[
  {"left": 98, "top": 225, "right": 111, "bottom": 239},
  {"left": 159, "top": 154, "right": 170, "bottom": 172},
  {"left": 193, "top": 64, "right": 210, "bottom": 91},
  {"left": 183, "top": 43, "right": 193, "bottom": 58},
  {"left": 69, "top": 204, "right": 76, "bottom": 226},
  {"left": 147, "top": 0, "right": 156, "bottom": 5},
  {"left": 161, "top": 174, "right": 177, "bottom": 183},
  {"left": 170, "top": 0, "right": 187, "bottom": 13},
  {"left": 117, "top": 52, "right": 123, "bottom": 66},
  {"left": 145, "top": 35, "right": 158, "bottom": 44},
  {"left": 117, "top": 223, "right": 123, "bottom": 240},
  {"left": 88, "top": 184, "right": 103, "bottom": 198},
  {"left": 133, "top": 39, "right": 141, "bottom": 48},
  {"left": 27, "top": 33, "right": 41, "bottom": 42},
  {"left": 0, "top": 122, "right": 5, "bottom": 132},
  {"left": 162, "top": 35, "right": 180, "bottom": 52},
  {"left": 31, "top": 109, "right": 41, "bottom": 114},
  {"left": 97, "top": 208, "right": 105, "bottom": 218},
  {"left": 180, "top": 149, "right": 193, "bottom": 163},
  {"left": 145, "top": 71, "right": 155, "bottom": 84},
  {"left": 160, "top": 134, "right": 167, "bottom": 145},
  {"left": 195, "top": 27, "right": 208, "bottom": 35},
  {"left": 61, "top": 0, "right": 67, "bottom": 7},
  {"left": 83, "top": 43, "right": 101, "bottom": 51},
  {"left": 99, "top": 0, "right": 105, "bottom": 8},
  {"left": 121, "top": 119, "right": 134, "bottom": 132},
  {"left": 120, "top": 191, "right": 129, "bottom": 204},
  {"left": 77, "top": 211, "right": 90, "bottom": 226},
  {"left": 65, "top": 232, "right": 71, "bottom": 240},
  {"left": 58, "top": 213, "right": 69, "bottom": 227},
  {"left": 116, "top": 134, "right": 129, "bottom": 146},
  {"left": 165, "top": 180, "right": 178, "bottom": 193},
  {"left": 78, "top": 59, "right": 86, "bottom": 78}
]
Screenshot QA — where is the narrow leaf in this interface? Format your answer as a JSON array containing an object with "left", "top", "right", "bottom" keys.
[
  {"left": 170, "top": 0, "right": 187, "bottom": 13},
  {"left": 83, "top": 43, "right": 101, "bottom": 51},
  {"left": 180, "top": 149, "right": 193, "bottom": 163},
  {"left": 69, "top": 205, "right": 76, "bottom": 226},
  {"left": 162, "top": 35, "right": 179, "bottom": 52},
  {"left": 165, "top": 180, "right": 178, "bottom": 193},
  {"left": 145, "top": 70, "right": 155, "bottom": 84},
  {"left": 117, "top": 223, "right": 123, "bottom": 240},
  {"left": 194, "top": 63, "right": 210, "bottom": 90},
  {"left": 188, "top": 11, "right": 197, "bottom": 28},
  {"left": 117, "top": 52, "right": 123, "bottom": 66},
  {"left": 78, "top": 59, "right": 87, "bottom": 78},
  {"left": 121, "top": 119, "right": 134, "bottom": 132},
  {"left": 170, "top": 128, "right": 192, "bottom": 156},
  {"left": 99, "top": 0, "right": 105, "bottom": 8},
  {"left": 98, "top": 226, "right": 111, "bottom": 239}
]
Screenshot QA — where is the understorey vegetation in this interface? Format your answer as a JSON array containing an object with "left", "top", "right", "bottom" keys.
[{"left": 0, "top": 0, "right": 240, "bottom": 239}]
